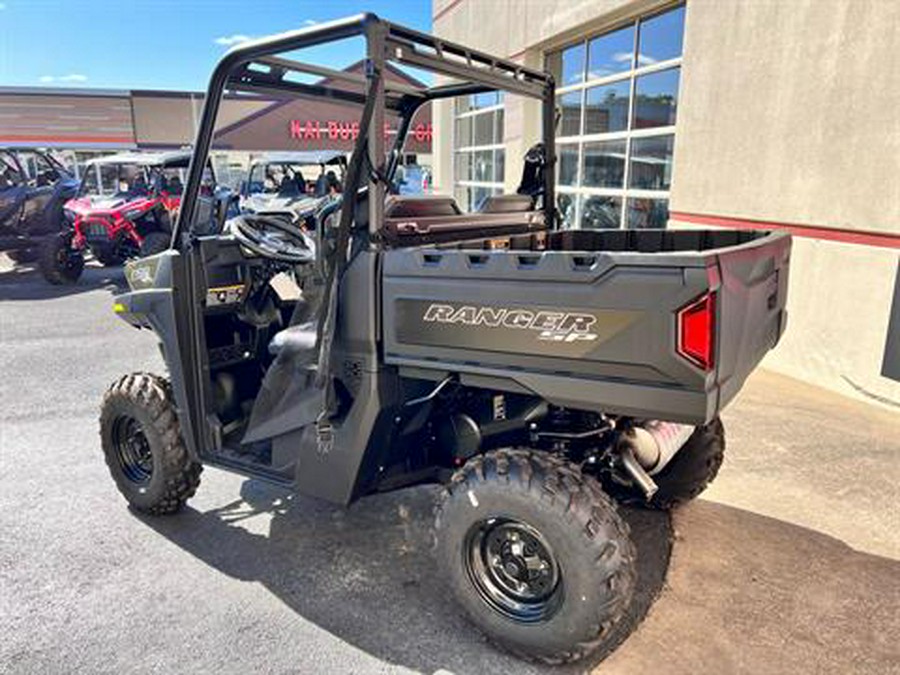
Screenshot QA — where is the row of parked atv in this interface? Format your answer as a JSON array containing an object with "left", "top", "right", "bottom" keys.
[{"left": 0, "top": 147, "right": 352, "bottom": 284}]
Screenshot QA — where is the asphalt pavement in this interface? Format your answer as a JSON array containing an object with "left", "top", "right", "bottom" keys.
[{"left": 1, "top": 258, "right": 898, "bottom": 675}]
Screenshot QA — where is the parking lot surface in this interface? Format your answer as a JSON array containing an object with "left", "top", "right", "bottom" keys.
[{"left": 1, "top": 261, "right": 898, "bottom": 674}]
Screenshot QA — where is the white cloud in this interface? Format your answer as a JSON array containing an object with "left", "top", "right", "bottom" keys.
[
  {"left": 214, "top": 34, "right": 254, "bottom": 46},
  {"left": 38, "top": 74, "right": 88, "bottom": 84},
  {"left": 637, "top": 53, "right": 658, "bottom": 66},
  {"left": 303, "top": 19, "right": 318, "bottom": 26}
]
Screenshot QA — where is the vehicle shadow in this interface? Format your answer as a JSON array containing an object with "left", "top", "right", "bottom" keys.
[
  {"left": 140, "top": 479, "right": 672, "bottom": 675},
  {"left": 0, "top": 260, "right": 125, "bottom": 301}
]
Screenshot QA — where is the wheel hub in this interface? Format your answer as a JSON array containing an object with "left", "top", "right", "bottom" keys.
[
  {"left": 465, "top": 518, "right": 562, "bottom": 623},
  {"left": 111, "top": 415, "right": 153, "bottom": 484}
]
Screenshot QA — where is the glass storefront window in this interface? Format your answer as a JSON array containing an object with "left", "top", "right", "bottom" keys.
[
  {"left": 548, "top": 42, "right": 586, "bottom": 86},
  {"left": 626, "top": 197, "right": 670, "bottom": 228},
  {"left": 455, "top": 116, "right": 472, "bottom": 146},
  {"left": 584, "top": 80, "right": 630, "bottom": 134},
  {"left": 557, "top": 144, "right": 579, "bottom": 186},
  {"left": 629, "top": 135, "right": 674, "bottom": 190},
  {"left": 559, "top": 91, "right": 582, "bottom": 137},
  {"left": 453, "top": 93, "right": 505, "bottom": 211},
  {"left": 473, "top": 113, "right": 495, "bottom": 146},
  {"left": 638, "top": 5, "right": 685, "bottom": 65},
  {"left": 583, "top": 140, "right": 626, "bottom": 188},
  {"left": 587, "top": 25, "right": 635, "bottom": 79},
  {"left": 545, "top": 4, "right": 683, "bottom": 228},
  {"left": 581, "top": 195, "right": 623, "bottom": 229},
  {"left": 454, "top": 152, "right": 471, "bottom": 181},
  {"left": 633, "top": 68, "right": 679, "bottom": 129}
]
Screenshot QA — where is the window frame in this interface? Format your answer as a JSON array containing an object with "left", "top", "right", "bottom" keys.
[
  {"left": 452, "top": 96, "right": 505, "bottom": 211},
  {"left": 548, "top": 3, "right": 684, "bottom": 229}
]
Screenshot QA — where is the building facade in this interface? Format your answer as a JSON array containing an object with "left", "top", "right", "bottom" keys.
[
  {"left": 432, "top": 0, "right": 900, "bottom": 406},
  {"left": 0, "top": 62, "right": 432, "bottom": 185}
]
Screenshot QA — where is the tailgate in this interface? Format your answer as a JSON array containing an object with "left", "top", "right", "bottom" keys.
[{"left": 712, "top": 231, "right": 791, "bottom": 409}]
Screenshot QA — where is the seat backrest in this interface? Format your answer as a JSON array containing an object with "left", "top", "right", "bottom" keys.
[{"left": 384, "top": 195, "right": 461, "bottom": 219}]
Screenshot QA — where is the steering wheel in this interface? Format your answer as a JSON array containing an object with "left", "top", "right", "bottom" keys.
[{"left": 227, "top": 214, "right": 316, "bottom": 264}]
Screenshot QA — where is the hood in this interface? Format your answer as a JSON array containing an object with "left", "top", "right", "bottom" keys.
[{"left": 65, "top": 195, "right": 135, "bottom": 215}]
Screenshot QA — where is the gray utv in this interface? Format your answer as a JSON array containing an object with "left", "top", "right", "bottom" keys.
[{"left": 101, "top": 14, "right": 791, "bottom": 665}]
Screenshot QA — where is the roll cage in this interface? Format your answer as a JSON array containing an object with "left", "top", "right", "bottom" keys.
[{"left": 175, "top": 12, "right": 556, "bottom": 243}]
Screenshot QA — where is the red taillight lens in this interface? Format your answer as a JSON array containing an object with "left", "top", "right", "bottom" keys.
[{"left": 677, "top": 291, "right": 716, "bottom": 370}]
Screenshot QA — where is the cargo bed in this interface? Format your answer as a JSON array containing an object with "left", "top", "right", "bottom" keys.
[{"left": 381, "top": 228, "right": 791, "bottom": 424}]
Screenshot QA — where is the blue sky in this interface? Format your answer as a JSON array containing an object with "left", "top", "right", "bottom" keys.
[{"left": 0, "top": 0, "right": 431, "bottom": 91}]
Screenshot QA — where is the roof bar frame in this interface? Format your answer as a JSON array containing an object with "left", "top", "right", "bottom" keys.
[{"left": 175, "top": 12, "right": 556, "bottom": 242}]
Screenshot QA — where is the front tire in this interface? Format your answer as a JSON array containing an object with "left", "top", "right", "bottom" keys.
[
  {"left": 99, "top": 373, "right": 202, "bottom": 515},
  {"left": 435, "top": 449, "right": 636, "bottom": 664},
  {"left": 39, "top": 231, "right": 84, "bottom": 284}
]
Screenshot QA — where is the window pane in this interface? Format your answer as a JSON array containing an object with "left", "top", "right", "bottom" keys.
[
  {"left": 633, "top": 68, "right": 679, "bottom": 128},
  {"left": 551, "top": 42, "right": 585, "bottom": 86},
  {"left": 638, "top": 5, "right": 685, "bottom": 65},
  {"left": 455, "top": 152, "right": 471, "bottom": 181},
  {"left": 455, "top": 97, "right": 472, "bottom": 115},
  {"left": 557, "top": 144, "right": 579, "bottom": 186},
  {"left": 558, "top": 91, "right": 582, "bottom": 136},
  {"left": 471, "top": 186, "right": 499, "bottom": 211},
  {"left": 494, "top": 109, "right": 504, "bottom": 144},
  {"left": 473, "top": 113, "right": 494, "bottom": 146},
  {"left": 626, "top": 197, "right": 670, "bottom": 228},
  {"left": 557, "top": 193, "right": 577, "bottom": 229},
  {"left": 587, "top": 25, "right": 635, "bottom": 79},
  {"left": 495, "top": 149, "right": 505, "bottom": 182},
  {"left": 583, "top": 139, "right": 626, "bottom": 188},
  {"left": 472, "top": 91, "right": 500, "bottom": 109},
  {"left": 455, "top": 116, "right": 472, "bottom": 146},
  {"left": 473, "top": 150, "right": 494, "bottom": 182},
  {"left": 584, "top": 80, "right": 630, "bottom": 134},
  {"left": 581, "top": 195, "right": 622, "bottom": 229},
  {"left": 629, "top": 135, "right": 674, "bottom": 190}
]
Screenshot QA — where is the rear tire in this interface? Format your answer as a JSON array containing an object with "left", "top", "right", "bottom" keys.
[
  {"left": 139, "top": 231, "right": 170, "bottom": 257},
  {"left": 39, "top": 231, "right": 84, "bottom": 284},
  {"left": 648, "top": 417, "right": 725, "bottom": 509},
  {"left": 435, "top": 449, "right": 636, "bottom": 664},
  {"left": 99, "top": 373, "right": 202, "bottom": 515}
]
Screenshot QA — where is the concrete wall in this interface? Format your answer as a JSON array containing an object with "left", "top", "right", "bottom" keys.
[{"left": 671, "top": 0, "right": 900, "bottom": 235}]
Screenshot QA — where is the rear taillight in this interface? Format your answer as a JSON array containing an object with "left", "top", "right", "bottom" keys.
[{"left": 676, "top": 291, "right": 716, "bottom": 371}]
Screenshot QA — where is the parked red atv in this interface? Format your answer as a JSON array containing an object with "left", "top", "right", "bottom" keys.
[{"left": 40, "top": 151, "right": 190, "bottom": 284}]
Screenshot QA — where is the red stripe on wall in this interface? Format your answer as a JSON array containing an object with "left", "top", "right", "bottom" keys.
[{"left": 669, "top": 211, "right": 900, "bottom": 250}]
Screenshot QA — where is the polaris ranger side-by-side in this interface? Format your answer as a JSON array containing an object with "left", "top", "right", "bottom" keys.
[{"left": 102, "top": 15, "right": 791, "bottom": 665}]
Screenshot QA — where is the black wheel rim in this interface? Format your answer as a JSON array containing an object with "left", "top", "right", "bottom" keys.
[
  {"left": 111, "top": 415, "right": 154, "bottom": 484},
  {"left": 464, "top": 517, "right": 563, "bottom": 623}
]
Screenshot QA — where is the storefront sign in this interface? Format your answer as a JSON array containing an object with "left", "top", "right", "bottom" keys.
[{"left": 289, "top": 119, "right": 433, "bottom": 143}]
